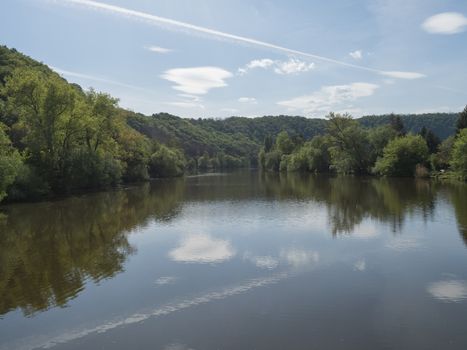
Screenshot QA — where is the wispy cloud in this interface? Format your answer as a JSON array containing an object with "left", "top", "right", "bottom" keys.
[
  {"left": 238, "top": 58, "right": 314, "bottom": 75},
  {"left": 62, "top": 0, "right": 425, "bottom": 79},
  {"left": 349, "top": 50, "right": 362, "bottom": 60},
  {"left": 161, "top": 67, "right": 233, "bottom": 95},
  {"left": 238, "top": 97, "right": 257, "bottom": 104},
  {"left": 278, "top": 82, "right": 379, "bottom": 115},
  {"left": 146, "top": 45, "right": 172, "bottom": 53},
  {"left": 380, "top": 71, "right": 425, "bottom": 79},
  {"left": 422, "top": 12, "right": 467, "bottom": 34},
  {"left": 165, "top": 93, "right": 205, "bottom": 109},
  {"left": 51, "top": 66, "right": 150, "bottom": 91}
]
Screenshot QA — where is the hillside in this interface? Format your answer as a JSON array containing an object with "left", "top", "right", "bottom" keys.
[{"left": 0, "top": 44, "right": 464, "bottom": 203}]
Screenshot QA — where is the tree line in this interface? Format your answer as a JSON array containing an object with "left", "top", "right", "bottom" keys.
[
  {"left": 259, "top": 108, "right": 467, "bottom": 180},
  {"left": 0, "top": 67, "right": 186, "bottom": 203}
]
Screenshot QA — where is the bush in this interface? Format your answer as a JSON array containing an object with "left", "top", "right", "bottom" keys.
[{"left": 373, "top": 134, "right": 429, "bottom": 177}]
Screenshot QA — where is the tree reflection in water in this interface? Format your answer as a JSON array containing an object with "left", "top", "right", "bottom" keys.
[{"left": 0, "top": 172, "right": 466, "bottom": 317}]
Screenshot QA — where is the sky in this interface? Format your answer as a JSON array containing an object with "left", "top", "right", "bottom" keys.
[{"left": 1, "top": 0, "right": 466, "bottom": 118}]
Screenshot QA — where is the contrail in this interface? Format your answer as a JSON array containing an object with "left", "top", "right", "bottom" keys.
[
  {"left": 62, "top": 0, "right": 424, "bottom": 80},
  {"left": 51, "top": 66, "right": 154, "bottom": 92}
]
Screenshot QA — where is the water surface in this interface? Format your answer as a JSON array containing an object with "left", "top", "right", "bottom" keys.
[{"left": 1, "top": 172, "right": 467, "bottom": 350}]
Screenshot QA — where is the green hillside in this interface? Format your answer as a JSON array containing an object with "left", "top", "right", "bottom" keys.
[{"left": 0, "top": 44, "right": 464, "bottom": 203}]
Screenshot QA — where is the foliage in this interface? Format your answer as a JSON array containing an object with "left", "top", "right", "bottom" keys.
[
  {"left": 149, "top": 144, "right": 185, "bottom": 178},
  {"left": 373, "top": 134, "right": 429, "bottom": 177},
  {"left": 450, "top": 129, "right": 467, "bottom": 179},
  {"left": 0, "top": 46, "right": 186, "bottom": 202},
  {"left": 420, "top": 126, "right": 440, "bottom": 154},
  {"left": 431, "top": 136, "right": 455, "bottom": 171},
  {"left": 0, "top": 123, "right": 22, "bottom": 200},
  {"left": 327, "top": 113, "right": 371, "bottom": 174},
  {"left": 457, "top": 105, "right": 467, "bottom": 133},
  {"left": 390, "top": 115, "right": 406, "bottom": 136}
]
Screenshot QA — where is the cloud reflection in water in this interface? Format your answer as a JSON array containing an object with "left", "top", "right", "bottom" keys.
[{"left": 169, "top": 233, "right": 235, "bottom": 263}]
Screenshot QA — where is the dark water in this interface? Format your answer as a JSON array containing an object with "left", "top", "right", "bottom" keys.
[{"left": 1, "top": 172, "right": 467, "bottom": 350}]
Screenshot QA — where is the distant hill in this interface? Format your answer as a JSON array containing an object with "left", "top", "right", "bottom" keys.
[
  {"left": 128, "top": 112, "right": 459, "bottom": 162},
  {"left": 358, "top": 113, "right": 458, "bottom": 140}
]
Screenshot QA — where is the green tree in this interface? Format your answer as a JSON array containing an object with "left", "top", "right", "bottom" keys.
[
  {"left": 373, "top": 134, "right": 429, "bottom": 177},
  {"left": 3, "top": 67, "right": 86, "bottom": 191},
  {"left": 390, "top": 114, "right": 406, "bottom": 136},
  {"left": 0, "top": 123, "right": 22, "bottom": 201},
  {"left": 457, "top": 105, "right": 467, "bottom": 133},
  {"left": 149, "top": 144, "right": 185, "bottom": 177},
  {"left": 432, "top": 135, "right": 455, "bottom": 170},
  {"left": 275, "top": 130, "right": 295, "bottom": 155},
  {"left": 368, "top": 125, "right": 397, "bottom": 161},
  {"left": 420, "top": 126, "right": 440, "bottom": 154},
  {"left": 263, "top": 134, "right": 274, "bottom": 152},
  {"left": 327, "top": 113, "right": 371, "bottom": 174},
  {"left": 450, "top": 129, "right": 467, "bottom": 179}
]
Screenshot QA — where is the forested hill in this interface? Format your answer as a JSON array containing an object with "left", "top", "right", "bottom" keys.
[
  {"left": 0, "top": 44, "right": 463, "bottom": 203},
  {"left": 359, "top": 113, "right": 458, "bottom": 140},
  {"left": 128, "top": 112, "right": 458, "bottom": 160}
]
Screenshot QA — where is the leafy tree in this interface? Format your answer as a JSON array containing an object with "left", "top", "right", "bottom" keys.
[
  {"left": 3, "top": 67, "right": 86, "bottom": 190},
  {"left": 368, "top": 125, "right": 397, "bottom": 161},
  {"left": 264, "top": 151, "right": 281, "bottom": 172},
  {"left": 432, "top": 135, "right": 455, "bottom": 170},
  {"left": 197, "top": 152, "right": 210, "bottom": 171},
  {"left": 373, "top": 134, "right": 429, "bottom": 177},
  {"left": 0, "top": 123, "right": 22, "bottom": 201},
  {"left": 275, "top": 130, "right": 295, "bottom": 155},
  {"left": 450, "top": 129, "right": 467, "bottom": 179},
  {"left": 457, "top": 105, "right": 467, "bottom": 133},
  {"left": 327, "top": 113, "right": 371, "bottom": 174},
  {"left": 287, "top": 136, "right": 330, "bottom": 173},
  {"left": 420, "top": 126, "right": 440, "bottom": 154},
  {"left": 263, "top": 134, "right": 273, "bottom": 152},
  {"left": 390, "top": 114, "right": 406, "bottom": 136},
  {"left": 149, "top": 144, "right": 185, "bottom": 177}
]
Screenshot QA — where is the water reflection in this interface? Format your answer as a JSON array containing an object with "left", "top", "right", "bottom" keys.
[
  {"left": 0, "top": 180, "right": 184, "bottom": 317},
  {"left": 427, "top": 280, "right": 467, "bottom": 302},
  {"left": 0, "top": 171, "right": 466, "bottom": 320},
  {"left": 169, "top": 233, "right": 235, "bottom": 264}
]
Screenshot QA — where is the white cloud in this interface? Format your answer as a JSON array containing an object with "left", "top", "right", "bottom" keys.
[
  {"left": 349, "top": 50, "right": 362, "bottom": 60},
  {"left": 427, "top": 280, "right": 467, "bottom": 302},
  {"left": 381, "top": 71, "right": 426, "bottom": 79},
  {"left": 277, "top": 82, "right": 379, "bottom": 114},
  {"left": 238, "top": 97, "right": 257, "bottom": 104},
  {"left": 64, "top": 0, "right": 426, "bottom": 80},
  {"left": 239, "top": 58, "right": 314, "bottom": 75},
  {"left": 422, "top": 12, "right": 467, "bottom": 34},
  {"left": 274, "top": 58, "right": 315, "bottom": 75},
  {"left": 146, "top": 45, "right": 172, "bottom": 53},
  {"left": 244, "top": 253, "right": 279, "bottom": 270},
  {"left": 169, "top": 233, "right": 235, "bottom": 263},
  {"left": 161, "top": 66, "right": 233, "bottom": 95}
]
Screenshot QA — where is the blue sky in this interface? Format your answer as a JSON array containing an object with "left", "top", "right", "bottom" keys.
[{"left": 1, "top": 0, "right": 466, "bottom": 118}]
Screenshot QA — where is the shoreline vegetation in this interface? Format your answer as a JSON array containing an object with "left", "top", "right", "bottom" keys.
[
  {"left": 258, "top": 111, "right": 467, "bottom": 181},
  {"left": 1, "top": 45, "right": 466, "bottom": 204}
]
